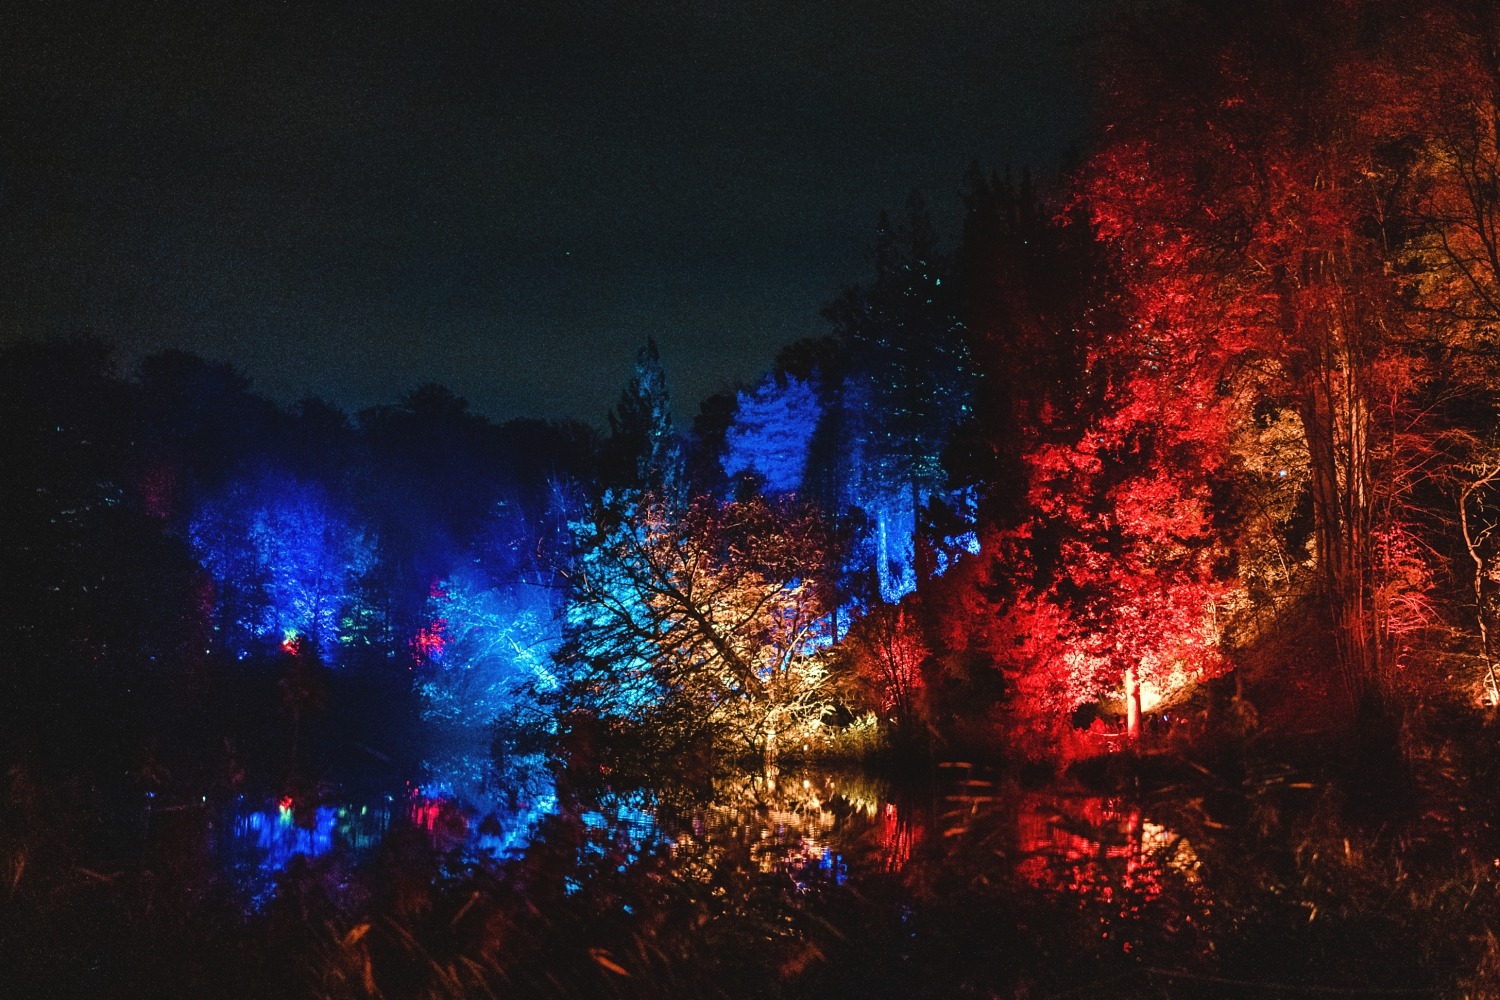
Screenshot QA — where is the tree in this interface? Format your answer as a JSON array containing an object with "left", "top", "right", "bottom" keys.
[
  {"left": 843, "top": 600, "right": 929, "bottom": 744},
  {"left": 189, "top": 472, "right": 380, "bottom": 657},
  {"left": 0, "top": 337, "right": 214, "bottom": 766},
  {"left": 356, "top": 383, "right": 517, "bottom": 642},
  {"left": 933, "top": 166, "right": 1233, "bottom": 747},
  {"left": 137, "top": 349, "right": 283, "bottom": 506},
  {"left": 1407, "top": 4, "right": 1500, "bottom": 356},
  {"left": 827, "top": 194, "right": 974, "bottom": 492},
  {"left": 556, "top": 492, "right": 835, "bottom": 761},
  {"left": 1457, "top": 452, "right": 1500, "bottom": 704},
  {"left": 1083, "top": 0, "right": 1446, "bottom": 722},
  {"left": 601, "top": 339, "right": 681, "bottom": 496},
  {"left": 819, "top": 195, "right": 976, "bottom": 601},
  {"left": 684, "top": 388, "right": 739, "bottom": 498},
  {"left": 1400, "top": 8, "right": 1500, "bottom": 701},
  {"left": 413, "top": 567, "right": 558, "bottom": 731},
  {"left": 722, "top": 374, "right": 821, "bottom": 496}
]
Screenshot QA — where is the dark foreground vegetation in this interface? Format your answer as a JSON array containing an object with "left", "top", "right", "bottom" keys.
[{"left": 12, "top": 0, "right": 1500, "bottom": 995}]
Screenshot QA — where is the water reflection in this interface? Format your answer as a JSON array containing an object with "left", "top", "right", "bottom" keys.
[
  {"left": 218, "top": 760, "right": 1204, "bottom": 920},
  {"left": 411, "top": 750, "right": 559, "bottom": 856},
  {"left": 221, "top": 751, "right": 559, "bottom": 906},
  {"left": 1003, "top": 790, "right": 1209, "bottom": 955},
  {"left": 227, "top": 798, "right": 389, "bottom": 909},
  {"left": 83, "top": 754, "right": 1459, "bottom": 996}
]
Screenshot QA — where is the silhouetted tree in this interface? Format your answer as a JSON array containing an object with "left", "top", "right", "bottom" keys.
[{"left": 601, "top": 338, "right": 681, "bottom": 497}]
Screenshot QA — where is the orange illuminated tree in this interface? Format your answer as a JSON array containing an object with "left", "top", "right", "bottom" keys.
[{"left": 557, "top": 491, "right": 837, "bottom": 762}]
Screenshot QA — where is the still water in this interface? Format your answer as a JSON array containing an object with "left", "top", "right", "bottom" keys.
[{"left": 6, "top": 747, "right": 1491, "bottom": 998}]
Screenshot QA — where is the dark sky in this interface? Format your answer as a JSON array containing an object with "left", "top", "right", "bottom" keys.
[{"left": 3, "top": 0, "right": 1102, "bottom": 425}]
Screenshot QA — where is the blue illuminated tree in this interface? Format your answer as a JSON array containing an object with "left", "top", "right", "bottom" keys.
[
  {"left": 602, "top": 339, "right": 681, "bottom": 497},
  {"left": 815, "top": 194, "right": 977, "bottom": 601},
  {"left": 723, "top": 374, "right": 820, "bottom": 496},
  {"left": 414, "top": 567, "right": 559, "bottom": 731},
  {"left": 190, "top": 472, "right": 380, "bottom": 658}
]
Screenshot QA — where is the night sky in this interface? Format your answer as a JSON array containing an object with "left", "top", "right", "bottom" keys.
[{"left": 4, "top": 0, "right": 1101, "bottom": 424}]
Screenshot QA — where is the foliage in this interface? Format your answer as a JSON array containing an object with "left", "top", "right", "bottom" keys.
[
  {"left": 722, "top": 374, "right": 820, "bottom": 496},
  {"left": 840, "top": 601, "right": 929, "bottom": 742},
  {"left": 26, "top": 6, "right": 1500, "bottom": 771},
  {"left": 602, "top": 338, "right": 681, "bottom": 495},
  {"left": 941, "top": 169, "right": 1232, "bottom": 750},
  {"left": 1081, "top": 0, "right": 1457, "bottom": 716},
  {"left": 823, "top": 194, "right": 974, "bottom": 497},
  {"left": 556, "top": 491, "right": 836, "bottom": 760},
  {"left": 811, "top": 195, "right": 978, "bottom": 603},
  {"left": 413, "top": 568, "right": 559, "bottom": 731},
  {"left": 190, "top": 471, "right": 381, "bottom": 658}
]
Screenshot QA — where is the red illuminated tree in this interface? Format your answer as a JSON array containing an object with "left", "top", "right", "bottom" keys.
[
  {"left": 944, "top": 171, "right": 1231, "bottom": 747},
  {"left": 843, "top": 600, "right": 930, "bottom": 741},
  {"left": 1082, "top": 0, "right": 1455, "bottom": 720}
]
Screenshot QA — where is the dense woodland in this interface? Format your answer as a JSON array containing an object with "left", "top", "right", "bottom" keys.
[{"left": 13, "top": 0, "right": 1500, "bottom": 791}]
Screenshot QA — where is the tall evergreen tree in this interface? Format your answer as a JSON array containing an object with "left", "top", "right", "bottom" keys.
[
  {"left": 819, "top": 193, "right": 976, "bottom": 599},
  {"left": 602, "top": 338, "right": 681, "bottom": 498}
]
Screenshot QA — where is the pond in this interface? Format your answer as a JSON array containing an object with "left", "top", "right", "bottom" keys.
[{"left": 2, "top": 745, "right": 1493, "bottom": 998}]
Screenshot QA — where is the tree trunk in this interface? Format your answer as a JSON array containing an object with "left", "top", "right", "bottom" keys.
[
  {"left": 1305, "top": 365, "right": 1379, "bottom": 707},
  {"left": 1281, "top": 272, "right": 1382, "bottom": 711},
  {"left": 1461, "top": 468, "right": 1500, "bottom": 705},
  {"left": 1125, "top": 662, "right": 1142, "bottom": 742}
]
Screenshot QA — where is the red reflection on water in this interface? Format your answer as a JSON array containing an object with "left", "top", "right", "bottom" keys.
[
  {"left": 1015, "top": 796, "right": 1165, "bottom": 929},
  {"left": 409, "top": 795, "right": 470, "bottom": 847},
  {"left": 878, "top": 802, "right": 921, "bottom": 872}
]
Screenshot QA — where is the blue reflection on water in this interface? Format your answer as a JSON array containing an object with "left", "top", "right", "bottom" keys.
[
  {"left": 226, "top": 799, "right": 392, "bottom": 910},
  {"left": 222, "top": 752, "right": 559, "bottom": 908},
  {"left": 414, "top": 750, "right": 559, "bottom": 857},
  {"left": 236, "top": 802, "right": 344, "bottom": 861}
]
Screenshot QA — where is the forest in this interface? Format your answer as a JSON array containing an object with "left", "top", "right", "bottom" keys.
[
  {"left": 13, "top": 2, "right": 1500, "bottom": 996},
  {"left": 13, "top": 1, "right": 1500, "bottom": 773}
]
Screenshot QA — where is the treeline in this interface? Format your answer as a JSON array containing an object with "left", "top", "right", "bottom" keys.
[
  {"left": 0, "top": 340, "right": 598, "bottom": 779},
  {"left": 0, "top": 185, "right": 988, "bottom": 779},
  {"left": 14, "top": 0, "right": 1500, "bottom": 783}
]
